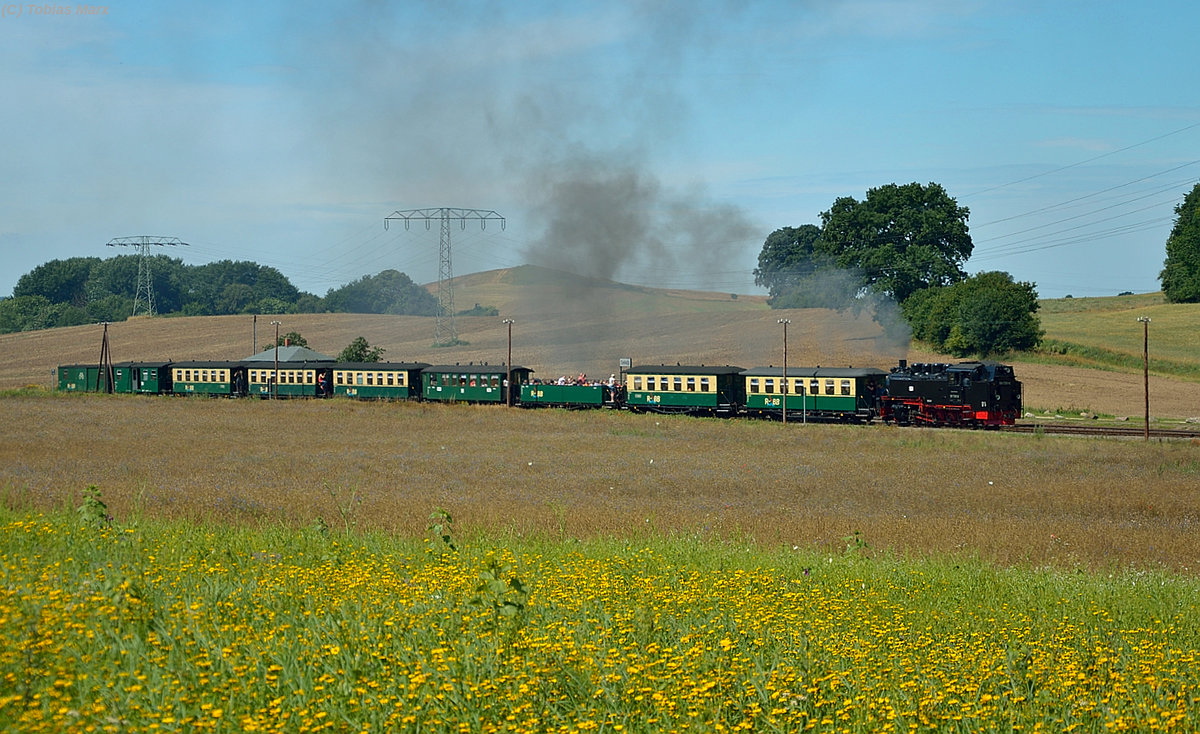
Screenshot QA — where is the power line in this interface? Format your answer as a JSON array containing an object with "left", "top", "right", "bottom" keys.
[{"left": 961, "top": 120, "right": 1200, "bottom": 201}]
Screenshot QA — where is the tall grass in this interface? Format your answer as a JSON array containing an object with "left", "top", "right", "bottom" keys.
[
  {"left": 4, "top": 394, "right": 1200, "bottom": 571},
  {"left": 3, "top": 507, "right": 1198, "bottom": 732}
]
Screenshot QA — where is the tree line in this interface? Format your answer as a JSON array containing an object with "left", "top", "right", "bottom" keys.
[
  {"left": 754, "top": 180, "right": 1200, "bottom": 357},
  {"left": 0, "top": 257, "right": 438, "bottom": 334},
  {"left": 753, "top": 181, "right": 1043, "bottom": 357}
]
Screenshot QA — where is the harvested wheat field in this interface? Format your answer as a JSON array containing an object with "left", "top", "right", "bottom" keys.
[{"left": 3, "top": 394, "right": 1199, "bottom": 573}]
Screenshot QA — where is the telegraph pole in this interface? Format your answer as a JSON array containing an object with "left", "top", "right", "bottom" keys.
[
  {"left": 271, "top": 320, "right": 282, "bottom": 400},
  {"left": 105, "top": 236, "right": 188, "bottom": 316},
  {"left": 503, "top": 318, "right": 515, "bottom": 407},
  {"left": 1138, "top": 316, "right": 1150, "bottom": 440},
  {"left": 96, "top": 321, "right": 114, "bottom": 393},
  {"left": 385, "top": 208, "right": 505, "bottom": 347},
  {"left": 777, "top": 318, "right": 790, "bottom": 424}
]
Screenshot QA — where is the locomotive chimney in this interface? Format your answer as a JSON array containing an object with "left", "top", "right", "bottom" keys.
[{"left": 898, "top": 359, "right": 907, "bottom": 370}]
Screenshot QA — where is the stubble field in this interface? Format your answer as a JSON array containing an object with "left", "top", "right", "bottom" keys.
[{"left": 4, "top": 393, "right": 1198, "bottom": 572}]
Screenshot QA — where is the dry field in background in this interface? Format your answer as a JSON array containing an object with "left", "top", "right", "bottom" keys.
[
  {"left": 3, "top": 395, "right": 1198, "bottom": 573},
  {"left": 2, "top": 265, "right": 1198, "bottom": 420}
]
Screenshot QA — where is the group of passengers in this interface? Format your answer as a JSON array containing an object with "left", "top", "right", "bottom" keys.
[{"left": 526, "top": 373, "right": 621, "bottom": 389}]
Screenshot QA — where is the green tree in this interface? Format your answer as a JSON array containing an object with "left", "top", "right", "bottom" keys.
[
  {"left": 337, "top": 336, "right": 386, "bottom": 363},
  {"left": 904, "top": 272, "right": 1042, "bottom": 357},
  {"left": 1160, "top": 182, "right": 1200, "bottom": 303},
  {"left": 249, "top": 297, "right": 296, "bottom": 315},
  {"left": 753, "top": 225, "right": 828, "bottom": 305},
  {"left": 323, "top": 270, "right": 437, "bottom": 315},
  {"left": 217, "top": 283, "right": 256, "bottom": 314},
  {"left": 0, "top": 295, "right": 53, "bottom": 333},
  {"left": 270, "top": 331, "right": 308, "bottom": 348},
  {"left": 84, "top": 294, "right": 134, "bottom": 323},
  {"left": 293, "top": 293, "right": 325, "bottom": 314},
  {"left": 13, "top": 257, "right": 100, "bottom": 307},
  {"left": 85, "top": 254, "right": 187, "bottom": 314},
  {"left": 181, "top": 260, "right": 300, "bottom": 315},
  {"left": 818, "top": 182, "right": 972, "bottom": 303}
]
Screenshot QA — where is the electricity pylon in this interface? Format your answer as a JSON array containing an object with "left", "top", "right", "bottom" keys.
[
  {"left": 384, "top": 208, "right": 505, "bottom": 347},
  {"left": 105, "top": 236, "right": 188, "bottom": 316}
]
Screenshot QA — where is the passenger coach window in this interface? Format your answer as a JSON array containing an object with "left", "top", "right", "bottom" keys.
[
  {"left": 646, "top": 377, "right": 655, "bottom": 390},
  {"left": 841, "top": 380, "right": 851, "bottom": 396},
  {"left": 765, "top": 379, "right": 774, "bottom": 394},
  {"left": 825, "top": 380, "right": 835, "bottom": 394},
  {"left": 701, "top": 378, "right": 710, "bottom": 391},
  {"left": 633, "top": 377, "right": 642, "bottom": 390},
  {"left": 673, "top": 377, "right": 682, "bottom": 391},
  {"left": 810, "top": 380, "right": 819, "bottom": 395},
  {"left": 749, "top": 378, "right": 759, "bottom": 393}
]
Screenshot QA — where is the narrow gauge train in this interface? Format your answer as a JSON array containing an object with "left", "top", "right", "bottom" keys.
[{"left": 57, "top": 357, "right": 1021, "bottom": 427}]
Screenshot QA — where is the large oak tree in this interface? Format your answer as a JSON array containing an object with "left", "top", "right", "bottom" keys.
[{"left": 817, "top": 182, "right": 973, "bottom": 303}]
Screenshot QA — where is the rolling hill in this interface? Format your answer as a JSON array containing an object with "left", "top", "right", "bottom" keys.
[{"left": 2, "top": 265, "right": 1197, "bottom": 420}]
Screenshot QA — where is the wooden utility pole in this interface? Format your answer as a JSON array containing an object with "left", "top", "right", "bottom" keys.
[
  {"left": 503, "top": 318, "right": 515, "bottom": 407},
  {"left": 777, "top": 318, "right": 790, "bottom": 424},
  {"left": 1138, "top": 316, "right": 1150, "bottom": 440}
]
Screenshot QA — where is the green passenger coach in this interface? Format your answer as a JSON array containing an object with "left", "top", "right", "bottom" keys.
[
  {"left": 422, "top": 364, "right": 532, "bottom": 405},
  {"left": 57, "top": 364, "right": 105, "bottom": 393},
  {"left": 624, "top": 364, "right": 745, "bottom": 415},
  {"left": 519, "top": 383, "right": 612, "bottom": 408},
  {"left": 58, "top": 362, "right": 172, "bottom": 394},
  {"left": 741, "top": 366, "right": 887, "bottom": 422},
  {"left": 114, "top": 361, "right": 173, "bottom": 394},
  {"left": 333, "top": 362, "right": 429, "bottom": 400},
  {"left": 170, "top": 362, "right": 247, "bottom": 397},
  {"left": 245, "top": 362, "right": 335, "bottom": 398}
]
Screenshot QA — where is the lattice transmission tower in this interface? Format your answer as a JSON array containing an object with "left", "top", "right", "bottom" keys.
[
  {"left": 384, "top": 208, "right": 505, "bottom": 347},
  {"left": 105, "top": 236, "right": 188, "bottom": 316}
]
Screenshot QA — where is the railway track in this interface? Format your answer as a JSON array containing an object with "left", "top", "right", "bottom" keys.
[{"left": 1004, "top": 422, "right": 1200, "bottom": 440}]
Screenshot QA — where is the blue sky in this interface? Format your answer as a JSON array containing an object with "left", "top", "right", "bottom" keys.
[{"left": 2, "top": 0, "right": 1197, "bottom": 300}]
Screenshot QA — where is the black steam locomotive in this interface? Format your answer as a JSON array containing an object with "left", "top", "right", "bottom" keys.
[{"left": 881, "top": 360, "right": 1022, "bottom": 427}]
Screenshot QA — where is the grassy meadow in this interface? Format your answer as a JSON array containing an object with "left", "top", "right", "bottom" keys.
[
  {"left": 4, "top": 509, "right": 1198, "bottom": 733},
  {"left": 1034, "top": 293, "right": 1200, "bottom": 380}
]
